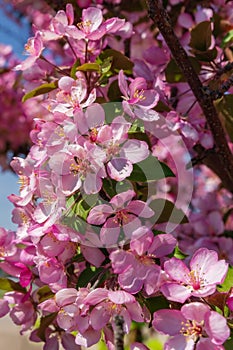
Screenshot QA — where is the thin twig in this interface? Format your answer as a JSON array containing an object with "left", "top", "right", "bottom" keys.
[{"left": 146, "top": 0, "right": 233, "bottom": 192}]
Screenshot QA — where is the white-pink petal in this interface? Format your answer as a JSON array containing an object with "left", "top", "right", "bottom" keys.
[
  {"left": 121, "top": 140, "right": 149, "bottom": 163},
  {"left": 87, "top": 204, "right": 114, "bottom": 225}
]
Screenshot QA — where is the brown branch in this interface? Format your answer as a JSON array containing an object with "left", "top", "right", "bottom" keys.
[
  {"left": 113, "top": 315, "right": 125, "bottom": 350},
  {"left": 146, "top": 0, "right": 233, "bottom": 192}
]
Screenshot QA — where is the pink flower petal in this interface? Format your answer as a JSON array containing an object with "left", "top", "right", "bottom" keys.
[
  {"left": 153, "top": 309, "right": 186, "bottom": 335},
  {"left": 90, "top": 305, "right": 110, "bottom": 330},
  {"left": 108, "top": 290, "right": 135, "bottom": 304},
  {"left": 205, "top": 311, "right": 230, "bottom": 345},
  {"left": 148, "top": 233, "right": 177, "bottom": 258},
  {"left": 160, "top": 283, "right": 191, "bottom": 303},
  {"left": 121, "top": 140, "right": 149, "bottom": 163},
  {"left": 81, "top": 246, "right": 105, "bottom": 267},
  {"left": 84, "top": 288, "right": 108, "bottom": 305},
  {"left": 55, "top": 288, "right": 78, "bottom": 307},
  {"left": 87, "top": 204, "right": 114, "bottom": 225},
  {"left": 107, "top": 158, "right": 133, "bottom": 181},
  {"left": 75, "top": 328, "right": 101, "bottom": 348},
  {"left": 127, "top": 200, "right": 154, "bottom": 218},
  {"left": 181, "top": 302, "right": 209, "bottom": 323},
  {"left": 110, "top": 190, "right": 135, "bottom": 208},
  {"left": 164, "top": 258, "right": 190, "bottom": 283}
]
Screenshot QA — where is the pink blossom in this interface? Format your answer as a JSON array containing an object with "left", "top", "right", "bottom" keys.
[
  {"left": 15, "top": 32, "right": 44, "bottom": 71},
  {"left": 0, "top": 228, "right": 17, "bottom": 259},
  {"left": 161, "top": 248, "right": 228, "bottom": 303},
  {"left": 10, "top": 157, "right": 37, "bottom": 206},
  {"left": 119, "top": 70, "right": 160, "bottom": 121},
  {"left": 35, "top": 256, "right": 67, "bottom": 292},
  {"left": 49, "top": 142, "right": 106, "bottom": 195},
  {"left": 84, "top": 288, "right": 144, "bottom": 333},
  {"left": 48, "top": 4, "right": 83, "bottom": 40},
  {"left": 0, "top": 299, "right": 10, "bottom": 318},
  {"left": 9, "top": 300, "right": 37, "bottom": 332},
  {"left": 33, "top": 177, "right": 66, "bottom": 226},
  {"left": 49, "top": 73, "right": 96, "bottom": 116},
  {"left": 75, "top": 103, "right": 105, "bottom": 137},
  {"left": 76, "top": 7, "right": 125, "bottom": 41},
  {"left": 87, "top": 190, "right": 154, "bottom": 246},
  {"left": 110, "top": 227, "right": 176, "bottom": 294},
  {"left": 153, "top": 302, "right": 230, "bottom": 349},
  {"left": 96, "top": 116, "right": 149, "bottom": 181}
]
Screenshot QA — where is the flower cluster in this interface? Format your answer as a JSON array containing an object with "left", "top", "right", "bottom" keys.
[{"left": 0, "top": 0, "right": 233, "bottom": 349}]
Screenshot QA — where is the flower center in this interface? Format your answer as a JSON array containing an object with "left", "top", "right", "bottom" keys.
[
  {"left": 133, "top": 89, "right": 146, "bottom": 101},
  {"left": 70, "top": 156, "right": 90, "bottom": 176},
  {"left": 107, "top": 142, "right": 120, "bottom": 157},
  {"left": 180, "top": 320, "right": 204, "bottom": 341},
  {"left": 20, "top": 211, "right": 29, "bottom": 225},
  {"left": 55, "top": 126, "right": 65, "bottom": 138},
  {"left": 77, "top": 20, "right": 93, "bottom": 33},
  {"left": 89, "top": 128, "right": 98, "bottom": 142},
  {"left": 24, "top": 38, "right": 35, "bottom": 54},
  {"left": 188, "top": 268, "right": 206, "bottom": 291},
  {"left": 138, "top": 255, "right": 154, "bottom": 266},
  {"left": 113, "top": 209, "right": 130, "bottom": 226},
  {"left": 18, "top": 175, "right": 29, "bottom": 191}
]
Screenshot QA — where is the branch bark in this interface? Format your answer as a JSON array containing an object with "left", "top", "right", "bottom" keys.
[
  {"left": 146, "top": 0, "right": 233, "bottom": 192},
  {"left": 114, "top": 315, "right": 125, "bottom": 350}
]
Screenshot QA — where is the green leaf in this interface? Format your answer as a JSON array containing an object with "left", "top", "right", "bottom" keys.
[
  {"left": 193, "top": 47, "right": 218, "bottom": 62},
  {"left": 173, "top": 246, "right": 188, "bottom": 260},
  {"left": 107, "top": 79, "right": 123, "bottom": 101},
  {"left": 221, "top": 29, "right": 233, "bottom": 48},
  {"left": 37, "top": 313, "right": 58, "bottom": 341},
  {"left": 77, "top": 63, "right": 101, "bottom": 72},
  {"left": 75, "top": 198, "right": 93, "bottom": 220},
  {"left": 99, "top": 49, "right": 134, "bottom": 74},
  {"left": 215, "top": 95, "right": 233, "bottom": 142},
  {"left": 217, "top": 266, "right": 233, "bottom": 292},
  {"left": 102, "top": 178, "right": 118, "bottom": 198},
  {"left": 190, "top": 21, "right": 212, "bottom": 51},
  {"left": 34, "top": 286, "right": 54, "bottom": 303},
  {"left": 145, "top": 295, "right": 169, "bottom": 314},
  {"left": 102, "top": 102, "right": 124, "bottom": 123},
  {"left": 127, "top": 155, "right": 175, "bottom": 182},
  {"left": 145, "top": 339, "right": 163, "bottom": 350},
  {"left": 165, "top": 57, "right": 201, "bottom": 83},
  {"left": 0, "top": 278, "right": 26, "bottom": 293},
  {"left": 223, "top": 338, "right": 233, "bottom": 350},
  {"left": 65, "top": 194, "right": 97, "bottom": 220},
  {"left": 149, "top": 198, "right": 189, "bottom": 224},
  {"left": 70, "top": 58, "right": 81, "bottom": 79},
  {"left": 22, "top": 81, "right": 58, "bottom": 102},
  {"left": 77, "top": 266, "right": 105, "bottom": 288},
  {"left": 100, "top": 56, "right": 113, "bottom": 74}
]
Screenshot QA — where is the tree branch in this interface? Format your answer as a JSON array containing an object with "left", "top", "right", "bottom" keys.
[
  {"left": 114, "top": 315, "right": 125, "bottom": 350},
  {"left": 146, "top": 0, "right": 233, "bottom": 192}
]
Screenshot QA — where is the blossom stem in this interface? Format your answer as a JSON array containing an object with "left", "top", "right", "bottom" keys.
[
  {"left": 66, "top": 37, "right": 79, "bottom": 60},
  {"left": 40, "top": 55, "right": 70, "bottom": 76}
]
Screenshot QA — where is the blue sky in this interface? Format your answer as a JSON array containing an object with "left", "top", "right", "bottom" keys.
[{"left": 0, "top": 4, "right": 30, "bottom": 229}]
